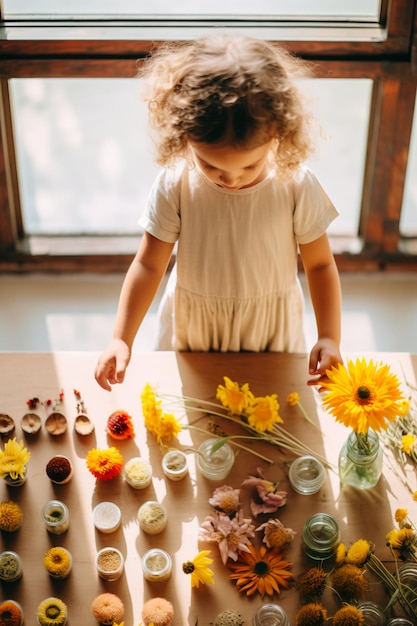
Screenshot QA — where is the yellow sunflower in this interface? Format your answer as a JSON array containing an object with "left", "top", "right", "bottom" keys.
[
  {"left": 321, "top": 358, "right": 405, "bottom": 434},
  {"left": 182, "top": 550, "right": 215, "bottom": 588},
  {"left": 246, "top": 395, "right": 282, "bottom": 433},
  {"left": 216, "top": 377, "right": 254, "bottom": 415},
  {"left": 228, "top": 543, "right": 292, "bottom": 597}
]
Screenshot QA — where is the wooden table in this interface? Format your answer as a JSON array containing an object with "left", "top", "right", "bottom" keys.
[{"left": 1, "top": 351, "right": 416, "bottom": 625}]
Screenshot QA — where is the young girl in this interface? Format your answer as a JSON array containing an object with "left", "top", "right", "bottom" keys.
[{"left": 95, "top": 33, "right": 342, "bottom": 391}]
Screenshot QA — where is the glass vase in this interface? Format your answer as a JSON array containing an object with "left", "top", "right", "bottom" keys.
[{"left": 338, "top": 429, "right": 383, "bottom": 489}]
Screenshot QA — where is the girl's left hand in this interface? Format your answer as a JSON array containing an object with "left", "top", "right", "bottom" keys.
[{"left": 307, "top": 338, "right": 343, "bottom": 389}]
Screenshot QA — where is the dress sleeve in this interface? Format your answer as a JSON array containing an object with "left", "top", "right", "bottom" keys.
[
  {"left": 292, "top": 167, "right": 339, "bottom": 245},
  {"left": 138, "top": 167, "right": 182, "bottom": 244}
]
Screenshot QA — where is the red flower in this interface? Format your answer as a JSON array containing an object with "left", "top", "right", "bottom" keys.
[{"left": 107, "top": 410, "right": 135, "bottom": 440}]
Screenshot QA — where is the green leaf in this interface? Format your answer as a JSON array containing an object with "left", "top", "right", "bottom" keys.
[{"left": 210, "top": 437, "right": 232, "bottom": 453}]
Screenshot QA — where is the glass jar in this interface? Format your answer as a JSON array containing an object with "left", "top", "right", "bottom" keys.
[
  {"left": 162, "top": 449, "right": 189, "bottom": 481},
  {"left": 302, "top": 512, "right": 340, "bottom": 560},
  {"left": 196, "top": 438, "right": 235, "bottom": 480},
  {"left": 41, "top": 500, "right": 69, "bottom": 534},
  {"left": 339, "top": 429, "right": 383, "bottom": 489},
  {"left": 123, "top": 457, "right": 152, "bottom": 489},
  {"left": 95, "top": 547, "right": 124, "bottom": 581},
  {"left": 138, "top": 501, "right": 167, "bottom": 535},
  {"left": 356, "top": 601, "right": 386, "bottom": 626},
  {"left": 44, "top": 547, "right": 73, "bottom": 579},
  {"left": 93, "top": 502, "right": 121, "bottom": 533},
  {"left": 253, "top": 603, "right": 289, "bottom": 626},
  {"left": 398, "top": 562, "right": 417, "bottom": 588},
  {"left": 289, "top": 455, "right": 326, "bottom": 494},
  {"left": 0, "top": 550, "right": 23, "bottom": 581},
  {"left": 386, "top": 619, "right": 415, "bottom": 626},
  {"left": 141, "top": 548, "right": 172, "bottom": 582}
]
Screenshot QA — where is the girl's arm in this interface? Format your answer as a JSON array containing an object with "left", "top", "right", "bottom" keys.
[
  {"left": 95, "top": 232, "right": 175, "bottom": 390},
  {"left": 299, "top": 233, "right": 343, "bottom": 385}
]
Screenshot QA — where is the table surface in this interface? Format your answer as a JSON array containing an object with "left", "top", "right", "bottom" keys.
[{"left": 1, "top": 351, "right": 417, "bottom": 625}]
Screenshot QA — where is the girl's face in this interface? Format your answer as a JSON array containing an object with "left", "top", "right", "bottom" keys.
[{"left": 190, "top": 140, "right": 274, "bottom": 190}]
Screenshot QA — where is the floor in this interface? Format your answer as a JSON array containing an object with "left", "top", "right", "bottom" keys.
[{"left": 0, "top": 272, "right": 416, "bottom": 354}]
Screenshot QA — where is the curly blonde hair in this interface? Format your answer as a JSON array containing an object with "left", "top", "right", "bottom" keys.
[{"left": 140, "top": 33, "right": 315, "bottom": 177}]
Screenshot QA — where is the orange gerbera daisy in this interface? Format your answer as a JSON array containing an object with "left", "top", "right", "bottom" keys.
[{"left": 228, "top": 543, "right": 292, "bottom": 597}]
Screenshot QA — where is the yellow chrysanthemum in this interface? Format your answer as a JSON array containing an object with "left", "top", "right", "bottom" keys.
[
  {"left": 321, "top": 358, "right": 405, "bottom": 434},
  {"left": 402, "top": 433, "right": 417, "bottom": 455},
  {"left": 0, "top": 438, "right": 31, "bottom": 480},
  {"left": 345, "top": 539, "right": 373, "bottom": 567},
  {"left": 287, "top": 392, "right": 300, "bottom": 407},
  {"left": 182, "top": 550, "right": 215, "bottom": 588},
  {"left": 395, "top": 508, "right": 409, "bottom": 524},
  {"left": 154, "top": 412, "right": 182, "bottom": 444},
  {"left": 333, "top": 605, "right": 364, "bottom": 626},
  {"left": 228, "top": 544, "right": 293, "bottom": 597},
  {"left": 246, "top": 395, "right": 283, "bottom": 433},
  {"left": 37, "top": 597, "right": 67, "bottom": 626},
  {"left": 216, "top": 377, "right": 254, "bottom": 415},
  {"left": 141, "top": 383, "right": 163, "bottom": 435},
  {"left": 44, "top": 547, "right": 72, "bottom": 576},
  {"left": 86, "top": 447, "right": 123, "bottom": 480}
]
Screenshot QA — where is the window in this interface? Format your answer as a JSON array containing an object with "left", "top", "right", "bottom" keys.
[{"left": 1, "top": 0, "right": 416, "bottom": 272}]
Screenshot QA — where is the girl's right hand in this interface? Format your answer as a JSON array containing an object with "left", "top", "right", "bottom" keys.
[{"left": 94, "top": 339, "right": 131, "bottom": 391}]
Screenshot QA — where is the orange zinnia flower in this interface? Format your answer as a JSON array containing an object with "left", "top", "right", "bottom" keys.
[{"left": 228, "top": 543, "right": 292, "bottom": 597}]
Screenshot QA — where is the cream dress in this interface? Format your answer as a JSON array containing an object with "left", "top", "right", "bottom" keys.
[{"left": 139, "top": 162, "right": 338, "bottom": 353}]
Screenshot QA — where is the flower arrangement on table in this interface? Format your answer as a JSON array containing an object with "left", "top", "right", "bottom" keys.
[
  {"left": 295, "top": 505, "right": 417, "bottom": 623},
  {"left": 0, "top": 438, "right": 30, "bottom": 485},
  {"left": 320, "top": 357, "right": 405, "bottom": 489},
  {"left": 140, "top": 376, "right": 329, "bottom": 466}
]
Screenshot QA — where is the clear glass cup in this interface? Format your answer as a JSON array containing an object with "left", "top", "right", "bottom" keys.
[
  {"left": 0, "top": 550, "right": 23, "bottom": 581},
  {"left": 288, "top": 455, "right": 326, "bottom": 494},
  {"left": 302, "top": 512, "right": 340, "bottom": 560},
  {"left": 253, "top": 603, "right": 289, "bottom": 626},
  {"left": 386, "top": 619, "right": 415, "bottom": 626},
  {"left": 141, "top": 548, "right": 172, "bottom": 582},
  {"left": 356, "top": 601, "right": 386, "bottom": 626},
  {"left": 339, "top": 429, "right": 383, "bottom": 489},
  {"left": 41, "top": 500, "right": 69, "bottom": 534},
  {"left": 196, "top": 438, "right": 234, "bottom": 480}
]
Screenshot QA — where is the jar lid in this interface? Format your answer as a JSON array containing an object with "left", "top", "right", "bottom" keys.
[{"left": 93, "top": 502, "right": 121, "bottom": 533}]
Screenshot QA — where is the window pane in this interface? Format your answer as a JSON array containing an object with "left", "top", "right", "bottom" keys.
[
  {"left": 11, "top": 77, "right": 372, "bottom": 238},
  {"left": 303, "top": 79, "right": 372, "bottom": 237},
  {"left": 3, "top": 0, "right": 381, "bottom": 20},
  {"left": 11, "top": 78, "right": 160, "bottom": 235},
  {"left": 401, "top": 92, "right": 417, "bottom": 236}
]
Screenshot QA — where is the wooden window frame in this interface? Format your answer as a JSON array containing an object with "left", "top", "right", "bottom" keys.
[{"left": 0, "top": 0, "right": 417, "bottom": 273}]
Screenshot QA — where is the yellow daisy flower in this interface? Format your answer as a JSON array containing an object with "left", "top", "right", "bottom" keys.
[
  {"left": 386, "top": 527, "right": 416, "bottom": 560},
  {"left": 228, "top": 544, "right": 293, "bottom": 597},
  {"left": 0, "top": 438, "right": 31, "bottom": 480},
  {"left": 154, "top": 412, "right": 181, "bottom": 444},
  {"left": 216, "top": 377, "right": 254, "bottom": 415},
  {"left": 397, "top": 399, "right": 411, "bottom": 416},
  {"left": 287, "top": 392, "right": 300, "bottom": 407},
  {"left": 246, "top": 395, "right": 282, "bottom": 433},
  {"left": 395, "top": 508, "right": 409, "bottom": 524},
  {"left": 182, "top": 550, "right": 215, "bottom": 588},
  {"left": 402, "top": 433, "right": 417, "bottom": 456},
  {"left": 321, "top": 358, "right": 405, "bottom": 434}
]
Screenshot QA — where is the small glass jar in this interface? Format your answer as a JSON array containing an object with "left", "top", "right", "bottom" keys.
[
  {"left": 196, "top": 438, "right": 235, "bottom": 480},
  {"left": 0, "top": 599, "right": 24, "bottom": 626},
  {"left": 123, "top": 457, "right": 152, "bottom": 489},
  {"left": 41, "top": 500, "right": 69, "bottom": 534},
  {"left": 141, "top": 548, "right": 172, "bottom": 582},
  {"left": 138, "top": 501, "right": 167, "bottom": 535},
  {"left": 0, "top": 550, "right": 23, "bottom": 581},
  {"left": 289, "top": 455, "right": 326, "bottom": 494},
  {"left": 95, "top": 547, "right": 124, "bottom": 581},
  {"left": 93, "top": 502, "right": 121, "bottom": 533},
  {"left": 356, "top": 601, "right": 386, "bottom": 626},
  {"left": 339, "top": 429, "right": 383, "bottom": 489},
  {"left": 302, "top": 512, "right": 340, "bottom": 560},
  {"left": 253, "top": 603, "right": 289, "bottom": 626},
  {"left": 398, "top": 562, "right": 417, "bottom": 588},
  {"left": 162, "top": 449, "right": 189, "bottom": 481},
  {"left": 386, "top": 619, "right": 415, "bottom": 626}
]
